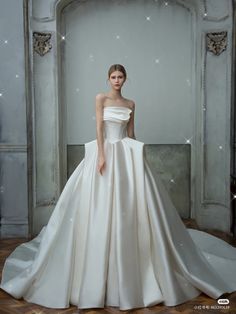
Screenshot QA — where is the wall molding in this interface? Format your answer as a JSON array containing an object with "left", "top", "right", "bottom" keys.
[
  {"left": 203, "top": 0, "right": 230, "bottom": 22},
  {"left": 0, "top": 144, "right": 28, "bottom": 152},
  {"left": 201, "top": 29, "right": 230, "bottom": 208}
]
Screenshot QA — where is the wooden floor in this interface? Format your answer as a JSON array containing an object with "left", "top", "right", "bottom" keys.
[{"left": 0, "top": 219, "right": 236, "bottom": 314}]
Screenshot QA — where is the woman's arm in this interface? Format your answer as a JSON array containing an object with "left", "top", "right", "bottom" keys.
[
  {"left": 127, "top": 101, "right": 136, "bottom": 139},
  {"left": 95, "top": 94, "right": 105, "bottom": 157},
  {"left": 95, "top": 94, "right": 106, "bottom": 175}
]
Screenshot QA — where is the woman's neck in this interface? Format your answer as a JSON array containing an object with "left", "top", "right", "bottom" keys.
[{"left": 107, "top": 90, "right": 123, "bottom": 100}]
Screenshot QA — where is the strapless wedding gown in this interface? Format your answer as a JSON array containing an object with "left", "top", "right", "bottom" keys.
[{"left": 1, "top": 106, "right": 236, "bottom": 310}]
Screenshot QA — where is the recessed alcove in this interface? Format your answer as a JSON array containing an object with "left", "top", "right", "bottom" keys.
[{"left": 3, "top": 0, "right": 230, "bottom": 236}]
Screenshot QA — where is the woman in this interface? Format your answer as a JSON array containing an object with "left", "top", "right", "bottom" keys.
[
  {"left": 1, "top": 64, "right": 236, "bottom": 311},
  {"left": 96, "top": 66, "right": 136, "bottom": 175}
]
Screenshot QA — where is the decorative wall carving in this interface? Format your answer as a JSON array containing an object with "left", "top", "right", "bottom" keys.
[
  {"left": 33, "top": 32, "right": 52, "bottom": 56},
  {"left": 206, "top": 31, "right": 227, "bottom": 56}
]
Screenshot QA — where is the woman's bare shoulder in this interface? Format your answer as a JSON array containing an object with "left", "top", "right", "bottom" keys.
[
  {"left": 125, "top": 98, "right": 135, "bottom": 110},
  {"left": 95, "top": 93, "right": 106, "bottom": 101},
  {"left": 95, "top": 93, "right": 107, "bottom": 110}
]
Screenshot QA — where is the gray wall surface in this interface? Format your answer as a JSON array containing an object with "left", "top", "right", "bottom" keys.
[
  {"left": 0, "top": 0, "right": 29, "bottom": 237},
  {"left": 62, "top": 0, "right": 194, "bottom": 145}
]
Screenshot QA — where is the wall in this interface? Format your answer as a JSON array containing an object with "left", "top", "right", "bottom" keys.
[
  {"left": 0, "top": 0, "right": 29, "bottom": 237},
  {"left": 62, "top": 0, "right": 194, "bottom": 145}
]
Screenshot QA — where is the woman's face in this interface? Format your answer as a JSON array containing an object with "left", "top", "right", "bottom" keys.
[{"left": 109, "top": 70, "right": 126, "bottom": 90}]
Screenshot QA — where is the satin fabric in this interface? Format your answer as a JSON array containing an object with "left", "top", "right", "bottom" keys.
[{"left": 1, "top": 106, "right": 236, "bottom": 310}]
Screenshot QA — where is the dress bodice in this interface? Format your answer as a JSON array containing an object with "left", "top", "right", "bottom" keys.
[{"left": 103, "top": 106, "right": 132, "bottom": 142}]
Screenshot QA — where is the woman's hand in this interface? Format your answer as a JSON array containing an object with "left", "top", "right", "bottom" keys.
[{"left": 97, "top": 155, "right": 106, "bottom": 175}]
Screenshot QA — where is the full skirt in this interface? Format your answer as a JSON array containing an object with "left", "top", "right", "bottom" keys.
[{"left": 1, "top": 137, "right": 236, "bottom": 310}]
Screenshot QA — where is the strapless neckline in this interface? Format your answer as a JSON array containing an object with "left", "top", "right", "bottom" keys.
[{"left": 103, "top": 105, "right": 132, "bottom": 112}]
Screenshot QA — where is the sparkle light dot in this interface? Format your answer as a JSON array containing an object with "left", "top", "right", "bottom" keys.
[
  {"left": 89, "top": 54, "right": 94, "bottom": 61},
  {"left": 4, "top": 40, "right": 8, "bottom": 44},
  {"left": 165, "top": 1, "right": 168, "bottom": 5},
  {"left": 233, "top": 195, "right": 236, "bottom": 199},
  {"left": 186, "top": 79, "right": 191, "bottom": 86},
  {"left": 155, "top": 59, "right": 160, "bottom": 64},
  {"left": 61, "top": 36, "right": 65, "bottom": 40},
  {"left": 170, "top": 179, "right": 175, "bottom": 183},
  {"left": 15, "top": 74, "right": 19, "bottom": 78},
  {"left": 186, "top": 139, "right": 191, "bottom": 144},
  {"left": 116, "top": 35, "right": 120, "bottom": 39},
  {"left": 219, "top": 146, "right": 223, "bottom": 150},
  {"left": 204, "top": 13, "right": 208, "bottom": 16},
  {"left": 0, "top": 93, "right": 2, "bottom": 97},
  {"left": 76, "top": 88, "right": 80, "bottom": 92},
  {"left": 146, "top": 16, "right": 151, "bottom": 21}
]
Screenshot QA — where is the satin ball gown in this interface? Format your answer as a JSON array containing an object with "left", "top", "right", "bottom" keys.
[{"left": 1, "top": 105, "right": 236, "bottom": 310}]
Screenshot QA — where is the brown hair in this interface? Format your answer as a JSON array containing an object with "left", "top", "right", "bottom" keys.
[{"left": 107, "top": 64, "right": 127, "bottom": 82}]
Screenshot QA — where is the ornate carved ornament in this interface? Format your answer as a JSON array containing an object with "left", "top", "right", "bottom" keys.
[
  {"left": 206, "top": 31, "right": 227, "bottom": 56},
  {"left": 33, "top": 32, "right": 52, "bottom": 56}
]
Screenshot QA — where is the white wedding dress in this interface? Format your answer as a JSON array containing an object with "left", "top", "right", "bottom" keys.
[{"left": 1, "top": 106, "right": 236, "bottom": 310}]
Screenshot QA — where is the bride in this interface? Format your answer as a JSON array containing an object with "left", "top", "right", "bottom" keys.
[{"left": 1, "top": 64, "right": 236, "bottom": 311}]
